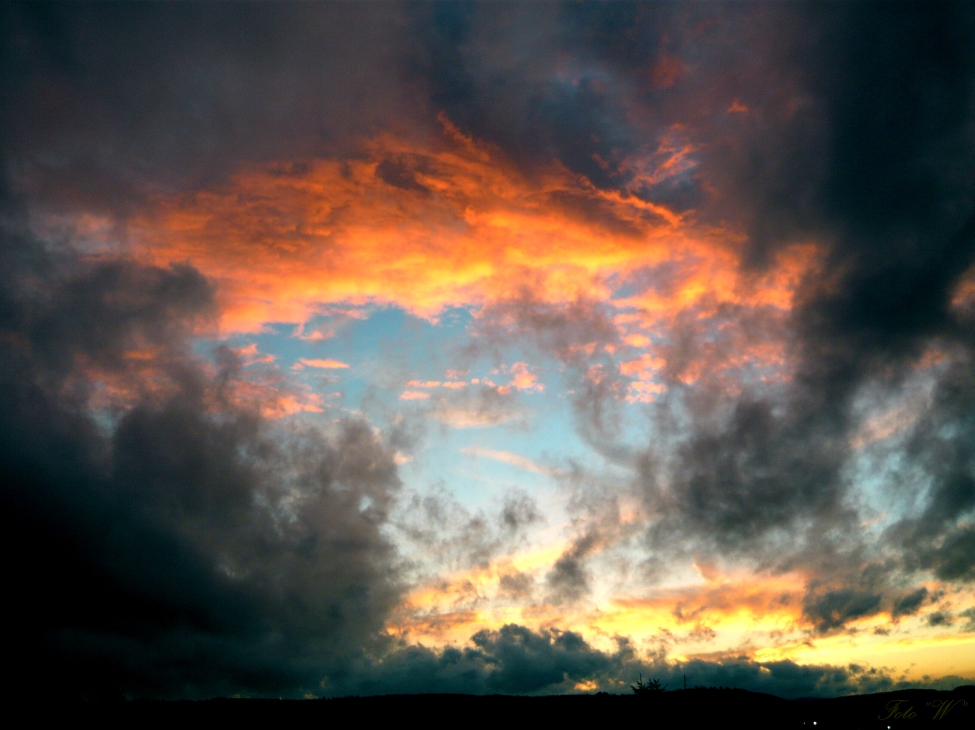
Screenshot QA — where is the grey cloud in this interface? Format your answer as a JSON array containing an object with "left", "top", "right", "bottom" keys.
[
  {"left": 339, "top": 624, "right": 617, "bottom": 696},
  {"left": 616, "top": 3, "right": 975, "bottom": 620},
  {"left": 332, "top": 623, "right": 958, "bottom": 699},
  {"left": 393, "top": 485, "right": 541, "bottom": 574},
  {"left": 1, "top": 2, "right": 416, "bottom": 213},
  {"left": 498, "top": 571, "right": 534, "bottom": 599},
  {"left": 546, "top": 533, "right": 599, "bottom": 604},
  {"left": 802, "top": 587, "right": 883, "bottom": 633},
  {"left": 472, "top": 295, "right": 629, "bottom": 458},
  {"left": 375, "top": 157, "right": 431, "bottom": 194},
  {"left": 410, "top": 2, "right": 650, "bottom": 193},
  {"left": 472, "top": 295, "right": 619, "bottom": 368},
  {"left": 0, "top": 215, "right": 404, "bottom": 699},
  {"left": 885, "top": 357, "right": 975, "bottom": 582},
  {"left": 655, "top": 302, "right": 789, "bottom": 388},
  {"left": 797, "top": 559, "right": 938, "bottom": 634},
  {"left": 469, "top": 625, "right": 612, "bottom": 694},
  {"left": 645, "top": 395, "right": 852, "bottom": 554},
  {"left": 892, "top": 588, "right": 929, "bottom": 619},
  {"left": 394, "top": 486, "right": 497, "bottom": 572},
  {"left": 960, "top": 607, "right": 975, "bottom": 631},
  {"left": 500, "top": 490, "right": 542, "bottom": 533}
]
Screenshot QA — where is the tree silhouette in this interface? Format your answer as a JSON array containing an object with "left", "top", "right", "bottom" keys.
[{"left": 631, "top": 673, "right": 666, "bottom": 695}]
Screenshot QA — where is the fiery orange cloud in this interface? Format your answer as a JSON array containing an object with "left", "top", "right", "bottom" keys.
[
  {"left": 110, "top": 117, "right": 830, "bottom": 401},
  {"left": 128, "top": 118, "right": 818, "bottom": 348}
]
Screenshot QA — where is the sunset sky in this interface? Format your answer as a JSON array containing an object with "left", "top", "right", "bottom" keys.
[{"left": 3, "top": 1, "right": 975, "bottom": 700}]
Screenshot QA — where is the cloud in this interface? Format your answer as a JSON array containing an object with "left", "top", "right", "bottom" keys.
[
  {"left": 961, "top": 607, "right": 975, "bottom": 632},
  {"left": 430, "top": 385, "right": 526, "bottom": 429},
  {"left": 802, "top": 587, "right": 884, "bottom": 633},
  {"left": 546, "top": 533, "right": 600, "bottom": 604},
  {"left": 1, "top": 2, "right": 416, "bottom": 212},
  {"left": 892, "top": 588, "right": 930, "bottom": 619},
  {"left": 121, "top": 123, "right": 722, "bottom": 332},
  {"left": 392, "top": 485, "right": 541, "bottom": 581},
  {"left": 0, "top": 217, "right": 404, "bottom": 699},
  {"left": 462, "top": 447, "right": 555, "bottom": 476},
  {"left": 498, "top": 572, "right": 534, "bottom": 599},
  {"left": 5, "top": 0, "right": 975, "bottom": 697},
  {"left": 299, "top": 358, "right": 350, "bottom": 369},
  {"left": 392, "top": 0, "right": 975, "bottom": 646},
  {"left": 507, "top": 362, "right": 544, "bottom": 392},
  {"left": 331, "top": 622, "right": 960, "bottom": 698}
]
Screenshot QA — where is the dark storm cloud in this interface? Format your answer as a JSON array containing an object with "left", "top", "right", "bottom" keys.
[
  {"left": 339, "top": 624, "right": 617, "bottom": 696},
  {"left": 703, "top": 1, "right": 975, "bottom": 382},
  {"left": 802, "top": 587, "right": 884, "bottom": 633},
  {"left": 334, "top": 622, "right": 956, "bottom": 698},
  {"left": 645, "top": 395, "right": 853, "bottom": 553},
  {"left": 885, "top": 357, "right": 975, "bottom": 581},
  {"left": 618, "top": 2, "right": 975, "bottom": 612},
  {"left": 1, "top": 1, "right": 413, "bottom": 211},
  {"left": 411, "top": 2, "right": 641, "bottom": 191},
  {"left": 407, "top": 1, "right": 710, "bottom": 216},
  {"left": 0, "top": 207, "right": 404, "bottom": 698}
]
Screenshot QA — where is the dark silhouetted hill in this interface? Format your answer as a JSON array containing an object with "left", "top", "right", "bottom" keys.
[{"left": 34, "top": 684, "right": 974, "bottom": 729}]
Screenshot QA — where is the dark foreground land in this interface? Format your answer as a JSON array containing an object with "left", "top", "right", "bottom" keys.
[{"left": 45, "top": 685, "right": 974, "bottom": 729}]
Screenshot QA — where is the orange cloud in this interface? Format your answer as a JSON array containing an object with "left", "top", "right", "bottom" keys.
[
  {"left": 298, "top": 358, "right": 349, "bottom": 369},
  {"left": 119, "top": 117, "right": 824, "bottom": 392},
  {"left": 506, "top": 362, "right": 543, "bottom": 392},
  {"left": 233, "top": 342, "right": 275, "bottom": 365},
  {"left": 129, "top": 118, "right": 797, "bottom": 326}
]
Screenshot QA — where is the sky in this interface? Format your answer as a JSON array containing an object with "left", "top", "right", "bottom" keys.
[{"left": 2, "top": 1, "right": 975, "bottom": 700}]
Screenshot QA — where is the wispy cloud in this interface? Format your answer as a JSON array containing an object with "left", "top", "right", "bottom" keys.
[{"left": 461, "top": 447, "right": 556, "bottom": 476}]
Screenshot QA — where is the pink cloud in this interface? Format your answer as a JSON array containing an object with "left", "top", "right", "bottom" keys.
[{"left": 299, "top": 358, "right": 350, "bottom": 369}]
